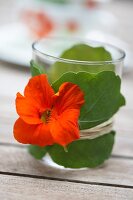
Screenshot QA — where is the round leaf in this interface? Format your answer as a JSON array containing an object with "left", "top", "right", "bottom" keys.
[
  {"left": 52, "top": 71, "right": 125, "bottom": 129},
  {"left": 49, "top": 44, "right": 114, "bottom": 82},
  {"left": 28, "top": 145, "right": 47, "bottom": 160},
  {"left": 48, "top": 131, "right": 115, "bottom": 168}
]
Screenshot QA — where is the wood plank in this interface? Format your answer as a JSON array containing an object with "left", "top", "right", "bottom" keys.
[
  {"left": 114, "top": 108, "right": 133, "bottom": 132},
  {"left": 2, "top": 108, "right": 133, "bottom": 129},
  {"left": 113, "top": 134, "right": 133, "bottom": 157},
  {"left": 0, "top": 145, "right": 133, "bottom": 187},
  {"left": 2, "top": 107, "right": 133, "bottom": 131},
  {"left": 0, "top": 125, "right": 133, "bottom": 157},
  {"left": 0, "top": 70, "right": 132, "bottom": 110},
  {"left": 0, "top": 174, "right": 133, "bottom": 200},
  {"left": 1, "top": 108, "right": 133, "bottom": 157}
]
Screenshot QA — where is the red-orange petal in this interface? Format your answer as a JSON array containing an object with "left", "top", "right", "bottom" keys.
[
  {"left": 16, "top": 93, "right": 42, "bottom": 124},
  {"left": 14, "top": 118, "right": 53, "bottom": 147},
  {"left": 16, "top": 74, "right": 55, "bottom": 124},
  {"left": 34, "top": 123, "right": 54, "bottom": 146},
  {"left": 24, "top": 74, "right": 54, "bottom": 111},
  {"left": 54, "top": 82, "right": 85, "bottom": 114},
  {"left": 50, "top": 109, "right": 80, "bottom": 146}
]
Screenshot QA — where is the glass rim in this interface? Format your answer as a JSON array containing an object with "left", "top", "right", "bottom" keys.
[{"left": 32, "top": 37, "right": 126, "bottom": 65}]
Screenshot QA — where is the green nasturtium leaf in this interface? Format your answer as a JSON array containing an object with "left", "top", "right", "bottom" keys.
[
  {"left": 28, "top": 145, "right": 47, "bottom": 160},
  {"left": 48, "top": 131, "right": 115, "bottom": 168},
  {"left": 52, "top": 71, "right": 125, "bottom": 129},
  {"left": 49, "top": 44, "right": 115, "bottom": 82},
  {"left": 30, "top": 60, "right": 45, "bottom": 77}
]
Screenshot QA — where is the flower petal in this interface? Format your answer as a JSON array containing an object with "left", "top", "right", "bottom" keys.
[
  {"left": 16, "top": 93, "right": 42, "bottom": 124},
  {"left": 16, "top": 74, "right": 55, "bottom": 124},
  {"left": 36, "top": 123, "right": 54, "bottom": 146},
  {"left": 24, "top": 74, "right": 54, "bottom": 112},
  {"left": 14, "top": 118, "right": 53, "bottom": 147},
  {"left": 50, "top": 109, "right": 80, "bottom": 146},
  {"left": 54, "top": 82, "right": 84, "bottom": 114}
]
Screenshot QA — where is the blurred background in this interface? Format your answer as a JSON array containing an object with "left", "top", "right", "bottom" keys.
[
  {"left": 0, "top": 0, "right": 132, "bottom": 68},
  {"left": 0, "top": 0, "right": 133, "bottom": 157}
]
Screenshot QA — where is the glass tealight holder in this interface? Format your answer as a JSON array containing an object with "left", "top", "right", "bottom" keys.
[{"left": 31, "top": 37, "right": 125, "bottom": 169}]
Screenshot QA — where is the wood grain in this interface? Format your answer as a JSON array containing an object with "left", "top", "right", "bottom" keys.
[
  {"left": 1, "top": 108, "right": 133, "bottom": 157},
  {"left": 0, "top": 145, "right": 133, "bottom": 187},
  {"left": 1, "top": 174, "right": 133, "bottom": 200},
  {"left": 1, "top": 128, "right": 133, "bottom": 157}
]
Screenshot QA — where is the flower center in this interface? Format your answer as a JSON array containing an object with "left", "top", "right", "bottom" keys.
[{"left": 41, "top": 109, "right": 51, "bottom": 123}]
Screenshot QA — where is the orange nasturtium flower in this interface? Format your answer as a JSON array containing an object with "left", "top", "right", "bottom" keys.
[{"left": 13, "top": 74, "right": 85, "bottom": 147}]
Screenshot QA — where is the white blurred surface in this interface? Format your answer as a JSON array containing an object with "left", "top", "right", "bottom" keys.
[{"left": 0, "top": 0, "right": 133, "bottom": 70}]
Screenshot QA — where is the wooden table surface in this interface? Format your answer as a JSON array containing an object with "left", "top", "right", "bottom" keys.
[{"left": 0, "top": 0, "right": 133, "bottom": 199}]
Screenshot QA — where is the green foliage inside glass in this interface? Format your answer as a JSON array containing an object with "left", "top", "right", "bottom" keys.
[
  {"left": 49, "top": 44, "right": 115, "bottom": 82},
  {"left": 30, "top": 60, "right": 46, "bottom": 77},
  {"left": 28, "top": 145, "right": 47, "bottom": 160}
]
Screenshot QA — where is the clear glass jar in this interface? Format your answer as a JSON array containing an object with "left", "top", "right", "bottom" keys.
[
  {"left": 32, "top": 37, "right": 125, "bottom": 83},
  {"left": 32, "top": 37, "right": 125, "bottom": 169}
]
